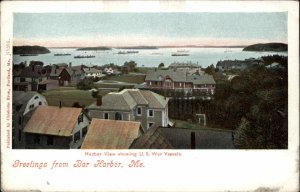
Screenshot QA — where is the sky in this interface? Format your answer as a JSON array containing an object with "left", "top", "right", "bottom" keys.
[{"left": 13, "top": 12, "right": 287, "bottom": 47}]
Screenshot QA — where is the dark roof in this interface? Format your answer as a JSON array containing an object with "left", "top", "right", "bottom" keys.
[
  {"left": 17, "top": 66, "right": 44, "bottom": 78},
  {"left": 88, "top": 89, "right": 168, "bottom": 110},
  {"left": 13, "top": 91, "right": 43, "bottom": 114},
  {"left": 131, "top": 127, "right": 235, "bottom": 149},
  {"left": 130, "top": 126, "right": 174, "bottom": 149},
  {"left": 145, "top": 69, "right": 215, "bottom": 84},
  {"left": 81, "top": 119, "right": 141, "bottom": 149},
  {"left": 50, "top": 67, "right": 72, "bottom": 77}
]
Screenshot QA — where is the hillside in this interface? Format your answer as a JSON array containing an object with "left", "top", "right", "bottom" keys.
[
  {"left": 13, "top": 46, "right": 50, "bottom": 55},
  {"left": 243, "top": 43, "right": 287, "bottom": 52},
  {"left": 116, "top": 46, "right": 158, "bottom": 50},
  {"left": 77, "top": 46, "right": 112, "bottom": 51}
]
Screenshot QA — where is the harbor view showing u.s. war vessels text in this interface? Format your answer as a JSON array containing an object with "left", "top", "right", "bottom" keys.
[{"left": 12, "top": 12, "right": 288, "bottom": 149}]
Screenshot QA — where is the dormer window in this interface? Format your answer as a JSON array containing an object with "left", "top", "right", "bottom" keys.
[
  {"left": 78, "top": 113, "right": 83, "bottom": 124},
  {"left": 137, "top": 107, "right": 142, "bottom": 116}
]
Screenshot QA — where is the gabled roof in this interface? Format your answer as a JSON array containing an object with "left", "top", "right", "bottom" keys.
[
  {"left": 13, "top": 91, "right": 43, "bottom": 114},
  {"left": 145, "top": 69, "right": 215, "bottom": 84},
  {"left": 81, "top": 119, "right": 141, "bottom": 149},
  {"left": 88, "top": 89, "right": 168, "bottom": 110},
  {"left": 131, "top": 127, "right": 235, "bottom": 149},
  {"left": 130, "top": 126, "right": 174, "bottom": 149},
  {"left": 145, "top": 70, "right": 187, "bottom": 82},
  {"left": 139, "top": 90, "right": 168, "bottom": 108},
  {"left": 186, "top": 74, "right": 216, "bottom": 85},
  {"left": 17, "top": 66, "right": 44, "bottom": 78},
  {"left": 83, "top": 67, "right": 102, "bottom": 74},
  {"left": 50, "top": 67, "right": 72, "bottom": 77},
  {"left": 23, "top": 106, "right": 82, "bottom": 136}
]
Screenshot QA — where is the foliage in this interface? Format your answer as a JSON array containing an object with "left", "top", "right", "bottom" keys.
[
  {"left": 158, "top": 63, "right": 164, "bottom": 68},
  {"left": 124, "top": 61, "right": 137, "bottom": 72},
  {"left": 76, "top": 79, "right": 94, "bottom": 90},
  {"left": 160, "top": 58, "right": 288, "bottom": 148},
  {"left": 29, "top": 60, "right": 44, "bottom": 67}
]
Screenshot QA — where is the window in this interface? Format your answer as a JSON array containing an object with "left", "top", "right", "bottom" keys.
[
  {"left": 148, "top": 109, "right": 154, "bottom": 117},
  {"left": 34, "top": 134, "right": 40, "bottom": 144},
  {"left": 137, "top": 107, "right": 142, "bottom": 116},
  {"left": 78, "top": 113, "right": 83, "bottom": 124},
  {"left": 47, "top": 136, "right": 54, "bottom": 145},
  {"left": 82, "top": 127, "right": 87, "bottom": 137},
  {"left": 34, "top": 96, "right": 39, "bottom": 100},
  {"left": 148, "top": 122, "right": 154, "bottom": 129},
  {"left": 115, "top": 112, "right": 122, "bottom": 120},
  {"left": 18, "top": 130, "right": 22, "bottom": 141},
  {"left": 18, "top": 116, "right": 22, "bottom": 125},
  {"left": 104, "top": 113, "right": 109, "bottom": 119},
  {"left": 74, "top": 131, "right": 80, "bottom": 143},
  {"left": 29, "top": 104, "right": 34, "bottom": 109}
]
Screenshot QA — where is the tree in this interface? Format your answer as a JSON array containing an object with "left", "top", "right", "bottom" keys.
[
  {"left": 204, "top": 64, "right": 215, "bottom": 75},
  {"left": 158, "top": 63, "right": 164, "bottom": 68},
  {"left": 124, "top": 61, "right": 137, "bottom": 72},
  {"left": 76, "top": 79, "right": 93, "bottom": 90}
]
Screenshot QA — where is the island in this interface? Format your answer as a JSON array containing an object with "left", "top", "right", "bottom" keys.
[
  {"left": 116, "top": 46, "right": 158, "bottom": 50},
  {"left": 13, "top": 45, "right": 50, "bottom": 55},
  {"left": 243, "top": 43, "right": 287, "bottom": 52},
  {"left": 77, "top": 46, "right": 112, "bottom": 51}
]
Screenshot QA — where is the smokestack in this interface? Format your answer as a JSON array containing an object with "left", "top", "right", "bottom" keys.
[
  {"left": 59, "top": 101, "right": 62, "bottom": 108},
  {"left": 191, "top": 132, "right": 196, "bottom": 149},
  {"left": 69, "top": 62, "right": 72, "bottom": 68},
  {"left": 96, "top": 95, "right": 102, "bottom": 106}
]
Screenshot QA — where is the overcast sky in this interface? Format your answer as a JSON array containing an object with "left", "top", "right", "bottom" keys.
[{"left": 13, "top": 12, "right": 287, "bottom": 47}]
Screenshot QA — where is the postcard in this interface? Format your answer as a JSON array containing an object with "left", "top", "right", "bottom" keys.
[{"left": 1, "top": 1, "right": 299, "bottom": 191}]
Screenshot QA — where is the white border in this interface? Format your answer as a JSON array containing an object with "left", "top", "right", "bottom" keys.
[{"left": 1, "top": 1, "right": 299, "bottom": 191}]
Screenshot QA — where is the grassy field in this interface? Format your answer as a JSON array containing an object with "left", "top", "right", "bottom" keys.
[
  {"left": 42, "top": 87, "right": 96, "bottom": 107},
  {"left": 103, "top": 74, "right": 146, "bottom": 84},
  {"left": 172, "top": 119, "right": 233, "bottom": 132}
]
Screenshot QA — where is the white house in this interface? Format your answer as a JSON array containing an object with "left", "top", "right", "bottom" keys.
[
  {"left": 83, "top": 67, "right": 105, "bottom": 79},
  {"left": 23, "top": 106, "right": 90, "bottom": 149},
  {"left": 13, "top": 91, "right": 48, "bottom": 149}
]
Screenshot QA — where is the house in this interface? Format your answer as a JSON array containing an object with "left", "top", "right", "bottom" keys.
[
  {"left": 12, "top": 91, "right": 48, "bottom": 149},
  {"left": 13, "top": 65, "right": 46, "bottom": 91},
  {"left": 82, "top": 67, "right": 106, "bottom": 79},
  {"left": 81, "top": 119, "right": 142, "bottom": 149},
  {"left": 103, "top": 67, "right": 121, "bottom": 75},
  {"left": 87, "top": 89, "right": 170, "bottom": 131},
  {"left": 23, "top": 106, "right": 90, "bottom": 149},
  {"left": 169, "top": 62, "right": 200, "bottom": 69},
  {"left": 145, "top": 69, "right": 216, "bottom": 94},
  {"left": 49, "top": 66, "right": 72, "bottom": 86},
  {"left": 71, "top": 65, "right": 85, "bottom": 83},
  {"left": 130, "top": 126, "right": 235, "bottom": 149}
]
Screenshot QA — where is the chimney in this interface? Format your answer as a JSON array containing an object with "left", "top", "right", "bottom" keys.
[
  {"left": 59, "top": 101, "right": 62, "bottom": 108},
  {"left": 191, "top": 132, "right": 196, "bottom": 149},
  {"left": 69, "top": 62, "right": 72, "bottom": 68},
  {"left": 96, "top": 95, "right": 102, "bottom": 106}
]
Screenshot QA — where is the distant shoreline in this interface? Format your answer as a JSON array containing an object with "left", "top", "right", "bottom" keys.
[{"left": 46, "top": 45, "right": 247, "bottom": 49}]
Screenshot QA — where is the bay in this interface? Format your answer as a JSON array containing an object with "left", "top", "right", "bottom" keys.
[{"left": 13, "top": 48, "right": 287, "bottom": 68}]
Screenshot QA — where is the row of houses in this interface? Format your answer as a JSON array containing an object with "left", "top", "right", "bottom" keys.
[
  {"left": 13, "top": 89, "right": 234, "bottom": 149},
  {"left": 13, "top": 62, "right": 127, "bottom": 92}
]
